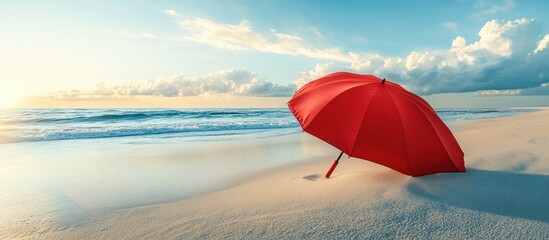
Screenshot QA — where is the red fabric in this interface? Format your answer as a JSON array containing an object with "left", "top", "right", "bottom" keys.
[{"left": 288, "top": 72, "right": 465, "bottom": 176}]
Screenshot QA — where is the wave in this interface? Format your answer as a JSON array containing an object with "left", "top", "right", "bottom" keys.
[
  {"left": 0, "top": 120, "right": 301, "bottom": 143},
  {"left": 0, "top": 108, "right": 535, "bottom": 144},
  {"left": 1, "top": 109, "right": 290, "bottom": 124},
  {"left": 436, "top": 108, "right": 534, "bottom": 121},
  {"left": 436, "top": 109, "right": 500, "bottom": 114}
]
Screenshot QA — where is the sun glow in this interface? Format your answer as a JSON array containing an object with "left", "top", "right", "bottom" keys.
[{"left": 0, "top": 91, "right": 18, "bottom": 108}]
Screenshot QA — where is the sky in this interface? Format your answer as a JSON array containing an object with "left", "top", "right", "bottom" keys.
[{"left": 0, "top": 0, "right": 548, "bottom": 108}]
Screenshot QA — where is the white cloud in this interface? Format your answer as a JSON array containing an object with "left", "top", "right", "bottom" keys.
[
  {"left": 476, "top": 89, "right": 522, "bottom": 96},
  {"left": 533, "top": 34, "right": 549, "bottom": 53},
  {"left": 81, "top": 17, "right": 549, "bottom": 98},
  {"left": 294, "top": 63, "right": 338, "bottom": 88},
  {"left": 345, "top": 18, "right": 548, "bottom": 95},
  {"left": 48, "top": 69, "right": 297, "bottom": 100},
  {"left": 476, "top": 83, "right": 549, "bottom": 96},
  {"left": 174, "top": 15, "right": 354, "bottom": 62},
  {"left": 164, "top": 9, "right": 177, "bottom": 16},
  {"left": 311, "top": 27, "right": 325, "bottom": 38},
  {"left": 441, "top": 21, "right": 459, "bottom": 30},
  {"left": 472, "top": 0, "right": 514, "bottom": 18}
]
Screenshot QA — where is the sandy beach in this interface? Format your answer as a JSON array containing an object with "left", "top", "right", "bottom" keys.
[
  {"left": 1, "top": 108, "right": 548, "bottom": 239},
  {"left": 4, "top": 1, "right": 549, "bottom": 238}
]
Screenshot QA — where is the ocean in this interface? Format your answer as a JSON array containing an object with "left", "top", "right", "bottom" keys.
[{"left": 0, "top": 108, "right": 536, "bottom": 144}]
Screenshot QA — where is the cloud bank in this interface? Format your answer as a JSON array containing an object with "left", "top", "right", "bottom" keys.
[
  {"left": 477, "top": 83, "right": 549, "bottom": 96},
  {"left": 170, "top": 14, "right": 548, "bottom": 96},
  {"left": 48, "top": 69, "right": 296, "bottom": 100},
  {"left": 78, "top": 17, "right": 548, "bottom": 101},
  {"left": 348, "top": 18, "right": 549, "bottom": 95}
]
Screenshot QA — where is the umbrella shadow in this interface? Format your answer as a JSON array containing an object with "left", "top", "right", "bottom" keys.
[
  {"left": 301, "top": 171, "right": 367, "bottom": 181},
  {"left": 302, "top": 174, "right": 323, "bottom": 181},
  {"left": 406, "top": 169, "right": 549, "bottom": 223}
]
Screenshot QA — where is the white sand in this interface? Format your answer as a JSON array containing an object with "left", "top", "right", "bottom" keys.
[{"left": 1, "top": 109, "right": 548, "bottom": 239}]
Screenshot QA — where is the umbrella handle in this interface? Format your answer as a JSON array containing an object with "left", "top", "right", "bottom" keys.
[
  {"left": 325, "top": 161, "right": 339, "bottom": 178},
  {"left": 325, "top": 151, "right": 344, "bottom": 178}
]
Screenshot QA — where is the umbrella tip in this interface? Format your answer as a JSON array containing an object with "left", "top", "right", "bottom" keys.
[{"left": 382, "top": 78, "right": 386, "bottom": 84}]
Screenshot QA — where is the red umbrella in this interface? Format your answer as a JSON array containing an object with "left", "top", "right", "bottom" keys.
[{"left": 288, "top": 72, "right": 465, "bottom": 177}]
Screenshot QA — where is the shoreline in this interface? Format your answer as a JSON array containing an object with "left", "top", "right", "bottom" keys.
[
  {"left": 0, "top": 107, "right": 540, "bottom": 146},
  {"left": 2, "top": 108, "right": 548, "bottom": 239}
]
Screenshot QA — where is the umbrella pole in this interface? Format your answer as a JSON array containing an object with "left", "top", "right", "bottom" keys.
[{"left": 325, "top": 151, "right": 344, "bottom": 178}]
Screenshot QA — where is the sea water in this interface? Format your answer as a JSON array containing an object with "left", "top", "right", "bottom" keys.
[{"left": 0, "top": 108, "right": 536, "bottom": 144}]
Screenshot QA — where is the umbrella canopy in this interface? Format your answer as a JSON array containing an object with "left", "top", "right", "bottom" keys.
[{"left": 288, "top": 72, "right": 465, "bottom": 177}]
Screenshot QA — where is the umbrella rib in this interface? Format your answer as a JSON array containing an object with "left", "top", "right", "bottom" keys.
[
  {"left": 294, "top": 78, "right": 358, "bottom": 96},
  {"left": 388, "top": 86, "right": 439, "bottom": 116},
  {"left": 295, "top": 72, "right": 379, "bottom": 96},
  {"left": 385, "top": 88, "right": 413, "bottom": 176},
  {"left": 290, "top": 80, "right": 376, "bottom": 108},
  {"left": 289, "top": 94, "right": 327, "bottom": 129},
  {"left": 300, "top": 83, "right": 377, "bottom": 131},
  {"left": 291, "top": 93, "right": 338, "bottom": 130},
  {"left": 397, "top": 90, "right": 461, "bottom": 171},
  {"left": 414, "top": 102, "right": 464, "bottom": 170},
  {"left": 348, "top": 86, "right": 381, "bottom": 156}
]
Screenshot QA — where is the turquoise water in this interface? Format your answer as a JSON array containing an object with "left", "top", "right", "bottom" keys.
[{"left": 0, "top": 108, "right": 536, "bottom": 144}]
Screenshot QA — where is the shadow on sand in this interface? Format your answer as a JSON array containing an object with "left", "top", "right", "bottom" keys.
[
  {"left": 407, "top": 169, "right": 549, "bottom": 223},
  {"left": 302, "top": 174, "right": 323, "bottom": 181}
]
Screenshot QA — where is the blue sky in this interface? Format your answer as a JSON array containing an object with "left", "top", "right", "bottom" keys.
[{"left": 0, "top": 0, "right": 548, "bottom": 107}]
